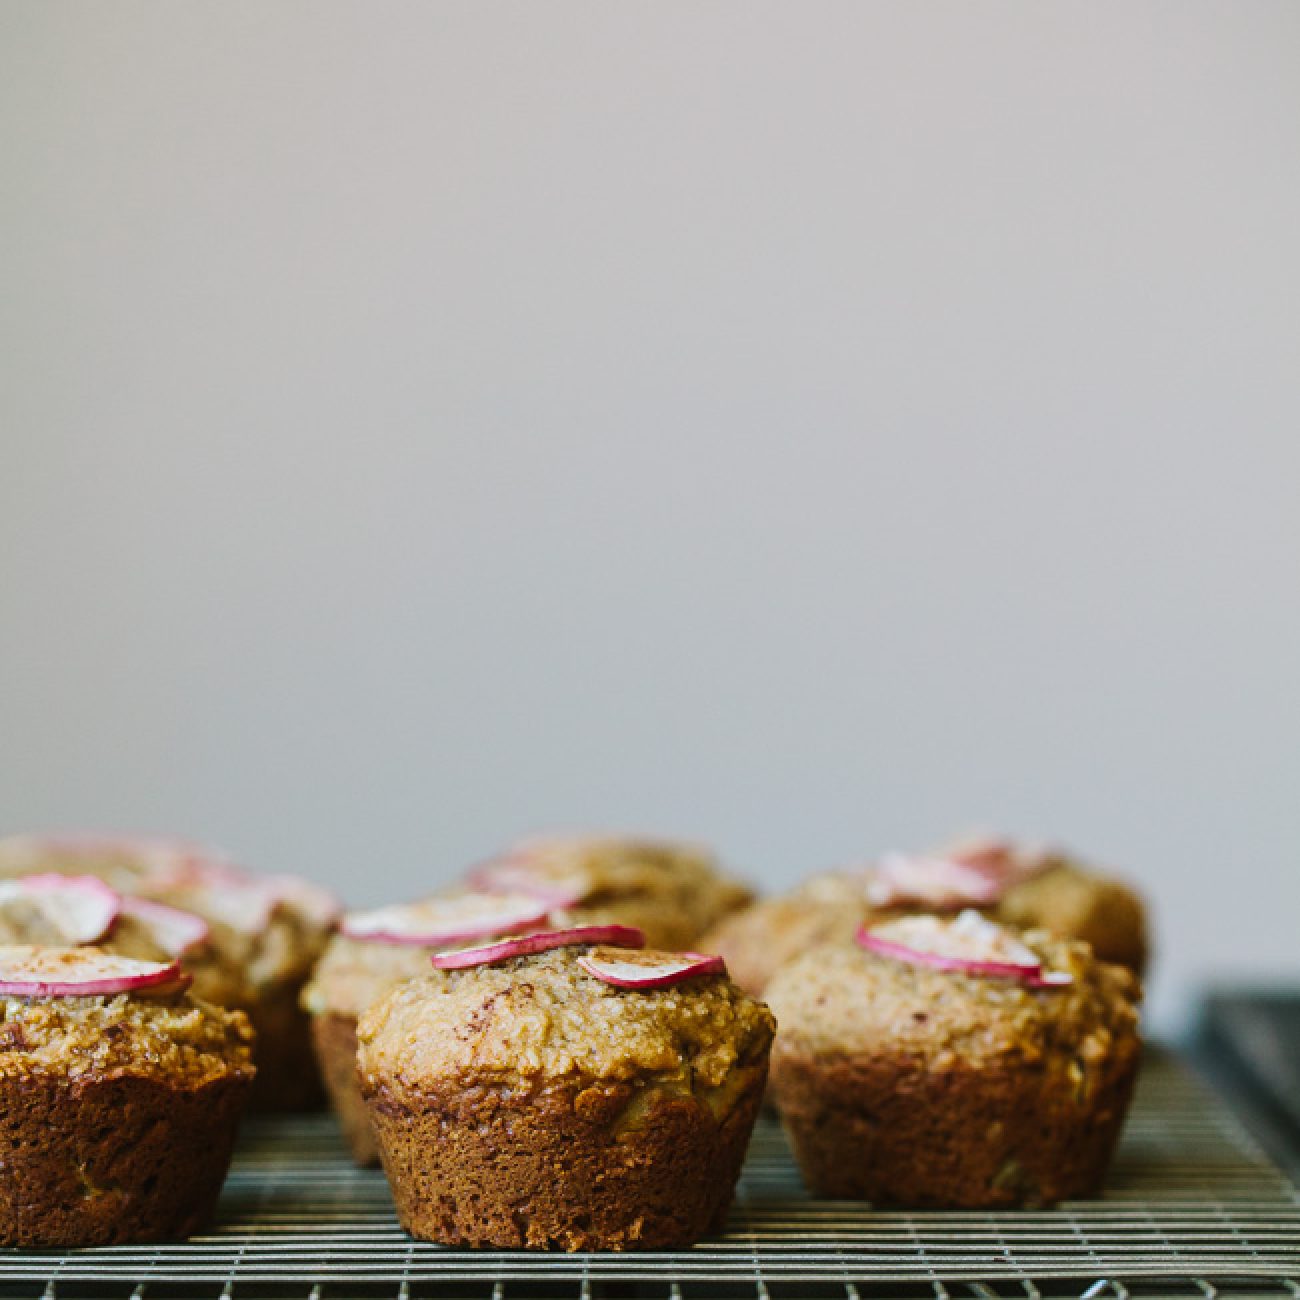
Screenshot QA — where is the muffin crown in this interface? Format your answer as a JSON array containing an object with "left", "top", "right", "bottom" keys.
[
  {"left": 358, "top": 945, "right": 774, "bottom": 1094},
  {"left": 0, "top": 979, "right": 255, "bottom": 1085},
  {"left": 301, "top": 931, "right": 443, "bottom": 1018},
  {"left": 766, "top": 929, "right": 1140, "bottom": 1068}
]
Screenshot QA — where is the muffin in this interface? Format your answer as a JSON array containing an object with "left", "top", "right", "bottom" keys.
[
  {"left": 701, "top": 836, "right": 1148, "bottom": 997},
  {"left": 136, "top": 869, "right": 338, "bottom": 1111},
  {"left": 358, "top": 924, "right": 775, "bottom": 1250},
  {"left": 0, "top": 945, "right": 256, "bottom": 1246},
  {"left": 767, "top": 909, "right": 1142, "bottom": 1208},
  {"left": 699, "top": 893, "right": 861, "bottom": 999},
  {"left": 0, "top": 836, "right": 340, "bottom": 1111},
  {"left": 303, "top": 890, "right": 556, "bottom": 1164},
  {"left": 468, "top": 834, "right": 753, "bottom": 949}
]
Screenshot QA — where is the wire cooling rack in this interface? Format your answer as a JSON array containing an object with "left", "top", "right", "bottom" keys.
[{"left": 1, "top": 1052, "right": 1297, "bottom": 1299}]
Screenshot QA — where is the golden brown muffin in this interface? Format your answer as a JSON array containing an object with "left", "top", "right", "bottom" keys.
[
  {"left": 0, "top": 946, "right": 256, "bottom": 1247},
  {"left": 137, "top": 875, "right": 336, "bottom": 1111},
  {"left": 468, "top": 834, "right": 753, "bottom": 949},
  {"left": 303, "top": 891, "right": 595, "bottom": 1163},
  {"left": 0, "top": 835, "right": 339, "bottom": 1111},
  {"left": 701, "top": 838, "right": 1149, "bottom": 997},
  {"left": 358, "top": 935, "right": 774, "bottom": 1250},
  {"left": 766, "top": 911, "right": 1142, "bottom": 1208},
  {"left": 696, "top": 894, "right": 860, "bottom": 998}
]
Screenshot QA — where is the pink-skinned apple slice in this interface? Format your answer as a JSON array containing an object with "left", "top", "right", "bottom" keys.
[
  {"left": 865, "top": 853, "right": 1006, "bottom": 910},
  {"left": 0, "top": 945, "right": 191, "bottom": 998},
  {"left": 577, "top": 946, "right": 726, "bottom": 989},
  {"left": 857, "top": 909, "right": 1048, "bottom": 981},
  {"left": 342, "top": 892, "right": 551, "bottom": 946},
  {"left": 941, "top": 834, "right": 1056, "bottom": 886},
  {"left": 0, "top": 874, "right": 121, "bottom": 944},
  {"left": 117, "top": 896, "right": 211, "bottom": 956},
  {"left": 431, "top": 924, "right": 645, "bottom": 970}
]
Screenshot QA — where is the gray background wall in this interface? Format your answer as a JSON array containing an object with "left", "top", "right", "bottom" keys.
[{"left": 2, "top": 1, "right": 1297, "bottom": 1032}]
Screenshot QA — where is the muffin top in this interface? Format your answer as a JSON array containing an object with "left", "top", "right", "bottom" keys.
[
  {"left": 134, "top": 876, "right": 336, "bottom": 1001},
  {"left": 0, "top": 947, "right": 256, "bottom": 1086},
  {"left": 0, "top": 868, "right": 331, "bottom": 1008},
  {"left": 302, "top": 890, "right": 579, "bottom": 1019},
  {"left": 469, "top": 835, "right": 753, "bottom": 947},
  {"left": 784, "top": 839, "right": 1147, "bottom": 971},
  {"left": 698, "top": 894, "right": 860, "bottom": 997},
  {"left": 765, "top": 915, "right": 1141, "bottom": 1071},
  {"left": 0, "top": 834, "right": 340, "bottom": 1000},
  {"left": 358, "top": 944, "right": 774, "bottom": 1099},
  {"left": 0, "top": 833, "right": 191, "bottom": 890},
  {"left": 302, "top": 932, "right": 438, "bottom": 1019}
]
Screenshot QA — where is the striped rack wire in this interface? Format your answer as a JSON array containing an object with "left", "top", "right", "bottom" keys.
[{"left": 2, "top": 1052, "right": 1297, "bottom": 1299}]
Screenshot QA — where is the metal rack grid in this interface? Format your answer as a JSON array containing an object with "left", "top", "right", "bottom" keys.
[{"left": 1, "top": 1052, "right": 1297, "bottom": 1298}]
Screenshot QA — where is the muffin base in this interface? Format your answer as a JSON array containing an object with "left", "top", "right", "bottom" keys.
[
  {"left": 772, "top": 1045, "right": 1140, "bottom": 1208},
  {"left": 366, "top": 1072, "right": 765, "bottom": 1250},
  {"left": 246, "top": 983, "right": 326, "bottom": 1112},
  {"left": 0, "top": 1070, "right": 251, "bottom": 1247},
  {"left": 312, "top": 1011, "right": 379, "bottom": 1165}
]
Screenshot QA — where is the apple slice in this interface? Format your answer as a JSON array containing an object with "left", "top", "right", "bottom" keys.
[
  {"left": 858, "top": 910, "right": 1048, "bottom": 981},
  {"left": 0, "top": 875, "right": 121, "bottom": 944},
  {"left": 577, "top": 946, "right": 726, "bottom": 989},
  {"left": 942, "top": 834, "right": 1056, "bottom": 885},
  {"left": 117, "top": 896, "right": 211, "bottom": 957},
  {"left": 865, "top": 853, "right": 1007, "bottom": 910},
  {"left": 341, "top": 892, "right": 550, "bottom": 946},
  {"left": 0, "top": 946, "right": 191, "bottom": 998},
  {"left": 431, "top": 924, "right": 644, "bottom": 970}
]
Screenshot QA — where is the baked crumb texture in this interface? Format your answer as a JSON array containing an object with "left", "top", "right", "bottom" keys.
[
  {"left": 0, "top": 987, "right": 255, "bottom": 1246},
  {"left": 358, "top": 946, "right": 775, "bottom": 1249},
  {"left": 0, "top": 837, "right": 334, "bottom": 1113},
  {"left": 702, "top": 859, "right": 1149, "bottom": 998},
  {"left": 473, "top": 836, "right": 754, "bottom": 950},
  {"left": 766, "top": 932, "right": 1143, "bottom": 1208}
]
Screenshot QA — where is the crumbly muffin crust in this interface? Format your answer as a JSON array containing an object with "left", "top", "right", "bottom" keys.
[
  {"left": 360, "top": 944, "right": 774, "bottom": 1250},
  {"left": 767, "top": 931, "right": 1138, "bottom": 1066},
  {"left": 698, "top": 895, "right": 858, "bottom": 998},
  {"left": 703, "top": 857, "right": 1147, "bottom": 997},
  {"left": 475, "top": 836, "right": 753, "bottom": 948},
  {"left": 303, "top": 933, "right": 435, "bottom": 1020},
  {"left": 0, "top": 988, "right": 255, "bottom": 1086},
  {"left": 359, "top": 945, "right": 773, "bottom": 1098},
  {"left": 767, "top": 930, "right": 1142, "bottom": 1207},
  {"left": 998, "top": 863, "right": 1148, "bottom": 973}
]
